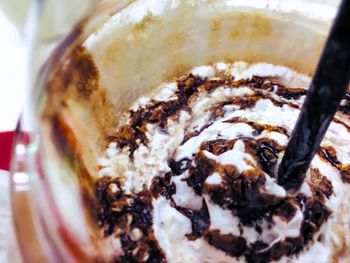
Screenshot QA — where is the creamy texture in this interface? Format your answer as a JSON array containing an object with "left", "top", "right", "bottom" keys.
[{"left": 96, "top": 62, "right": 350, "bottom": 263}]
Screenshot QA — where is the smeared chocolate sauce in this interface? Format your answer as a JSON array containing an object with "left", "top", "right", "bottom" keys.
[
  {"left": 96, "top": 177, "right": 166, "bottom": 262},
  {"left": 150, "top": 173, "right": 176, "bottom": 199},
  {"left": 204, "top": 229, "right": 247, "bottom": 257},
  {"left": 224, "top": 117, "right": 289, "bottom": 137},
  {"left": 275, "top": 86, "right": 307, "bottom": 100},
  {"left": 333, "top": 117, "right": 350, "bottom": 133},
  {"left": 256, "top": 140, "right": 281, "bottom": 175},
  {"left": 310, "top": 168, "right": 333, "bottom": 198},
  {"left": 319, "top": 146, "right": 350, "bottom": 183},
  {"left": 183, "top": 138, "right": 284, "bottom": 224},
  {"left": 242, "top": 194, "right": 331, "bottom": 263},
  {"left": 177, "top": 200, "right": 211, "bottom": 240},
  {"left": 339, "top": 94, "right": 350, "bottom": 114},
  {"left": 47, "top": 46, "right": 100, "bottom": 99},
  {"left": 168, "top": 158, "right": 192, "bottom": 175},
  {"left": 186, "top": 151, "right": 216, "bottom": 195},
  {"left": 108, "top": 74, "right": 206, "bottom": 157}
]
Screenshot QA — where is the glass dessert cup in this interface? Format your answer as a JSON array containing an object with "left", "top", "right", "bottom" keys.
[{"left": 11, "top": 0, "right": 346, "bottom": 262}]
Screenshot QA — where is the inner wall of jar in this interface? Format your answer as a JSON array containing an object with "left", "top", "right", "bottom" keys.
[{"left": 38, "top": 0, "right": 334, "bottom": 258}]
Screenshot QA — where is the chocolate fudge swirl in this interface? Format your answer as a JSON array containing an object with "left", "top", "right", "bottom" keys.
[{"left": 96, "top": 62, "right": 350, "bottom": 263}]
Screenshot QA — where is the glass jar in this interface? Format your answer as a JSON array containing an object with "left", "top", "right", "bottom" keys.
[{"left": 11, "top": 0, "right": 341, "bottom": 262}]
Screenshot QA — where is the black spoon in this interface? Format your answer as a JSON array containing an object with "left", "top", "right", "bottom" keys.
[{"left": 277, "top": 0, "right": 350, "bottom": 191}]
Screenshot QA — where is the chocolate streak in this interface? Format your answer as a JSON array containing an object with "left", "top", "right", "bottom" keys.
[
  {"left": 339, "top": 94, "right": 350, "bottom": 114},
  {"left": 108, "top": 74, "right": 304, "bottom": 157},
  {"left": 96, "top": 177, "right": 166, "bottom": 262},
  {"left": 108, "top": 74, "right": 206, "bottom": 157},
  {"left": 319, "top": 146, "right": 350, "bottom": 183}
]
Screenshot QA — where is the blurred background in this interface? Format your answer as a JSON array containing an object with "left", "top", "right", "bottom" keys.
[
  {"left": 0, "top": 0, "right": 32, "bottom": 132},
  {"left": 0, "top": 2, "right": 32, "bottom": 262}
]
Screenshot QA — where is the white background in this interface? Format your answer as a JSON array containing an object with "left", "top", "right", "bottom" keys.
[{"left": 0, "top": 11, "right": 26, "bottom": 132}]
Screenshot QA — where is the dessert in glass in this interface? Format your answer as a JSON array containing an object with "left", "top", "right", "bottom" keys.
[{"left": 11, "top": 0, "right": 350, "bottom": 262}]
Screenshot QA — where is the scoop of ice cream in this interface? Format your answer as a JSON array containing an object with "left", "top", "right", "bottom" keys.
[{"left": 96, "top": 62, "right": 350, "bottom": 263}]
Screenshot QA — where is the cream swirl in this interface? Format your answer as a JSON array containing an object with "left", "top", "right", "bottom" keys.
[{"left": 96, "top": 62, "right": 350, "bottom": 263}]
